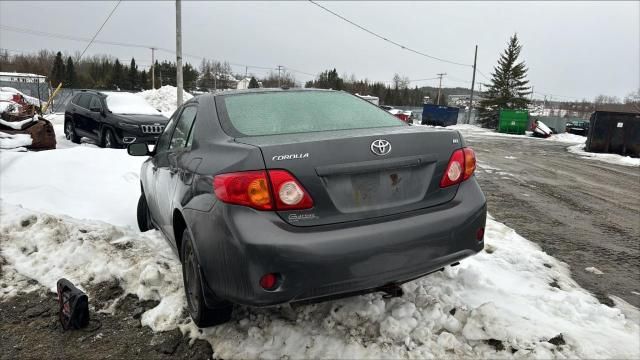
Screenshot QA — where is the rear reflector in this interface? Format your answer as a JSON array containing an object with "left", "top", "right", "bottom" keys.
[
  {"left": 440, "top": 147, "right": 476, "bottom": 188},
  {"left": 213, "top": 170, "right": 313, "bottom": 211},
  {"left": 476, "top": 227, "right": 485, "bottom": 241},
  {"left": 259, "top": 273, "right": 278, "bottom": 290}
]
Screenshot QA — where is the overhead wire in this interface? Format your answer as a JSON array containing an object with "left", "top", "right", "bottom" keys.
[
  {"left": 307, "top": 0, "right": 472, "bottom": 67},
  {"left": 78, "top": 0, "right": 122, "bottom": 60}
]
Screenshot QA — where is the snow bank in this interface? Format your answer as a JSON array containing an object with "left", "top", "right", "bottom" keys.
[
  {"left": 1, "top": 202, "right": 638, "bottom": 359},
  {"left": 0, "top": 131, "right": 32, "bottom": 149},
  {"left": 568, "top": 144, "right": 640, "bottom": 167},
  {"left": 138, "top": 85, "right": 193, "bottom": 117},
  {"left": 0, "top": 146, "right": 145, "bottom": 228},
  {"left": 547, "top": 133, "right": 587, "bottom": 144}
]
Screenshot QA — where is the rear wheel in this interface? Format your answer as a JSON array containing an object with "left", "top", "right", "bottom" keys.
[
  {"left": 136, "top": 194, "right": 153, "bottom": 232},
  {"left": 181, "top": 230, "right": 232, "bottom": 327},
  {"left": 64, "top": 120, "right": 81, "bottom": 144}
]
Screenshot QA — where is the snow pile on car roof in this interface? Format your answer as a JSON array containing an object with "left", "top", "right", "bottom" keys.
[
  {"left": 0, "top": 124, "right": 638, "bottom": 358},
  {"left": 138, "top": 85, "right": 193, "bottom": 117},
  {"left": 102, "top": 91, "right": 163, "bottom": 116}
]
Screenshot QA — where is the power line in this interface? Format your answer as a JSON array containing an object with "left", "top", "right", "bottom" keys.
[
  {"left": 79, "top": 0, "right": 122, "bottom": 60},
  {"left": 477, "top": 69, "right": 492, "bottom": 81},
  {"left": 308, "top": 0, "right": 472, "bottom": 67},
  {"left": 0, "top": 25, "right": 151, "bottom": 50}
]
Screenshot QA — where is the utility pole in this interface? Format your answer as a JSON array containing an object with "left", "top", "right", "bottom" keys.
[
  {"left": 150, "top": 47, "right": 156, "bottom": 89},
  {"left": 245, "top": 66, "right": 248, "bottom": 78},
  {"left": 175, "top": 0, "right": 184, "bottom": 107},
  {"left": 276, "top": 65, "right": 284, "bottom": 87},
  {"left": 467, "top": 45, "right": 478, "bottom": 124},
  {"left": 436, "top": 73, "right": 446, "bottom": 105}
]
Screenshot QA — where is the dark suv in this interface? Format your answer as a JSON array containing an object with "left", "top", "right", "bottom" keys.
[{"left": 64, "top": 90, "right": 169, "bottom": 148}]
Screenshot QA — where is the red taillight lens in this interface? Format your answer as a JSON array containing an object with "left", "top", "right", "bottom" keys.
[
  {"left": 213, "top": 170, "right": 313, "bottom": 211},
  {"left": 268, "top": 170, "right": 314, "bottom": 210},
  {"left": 213, "top": 170, "right": 273, "bottom": 210},
  {"left": 259, "top": 273, "right": 278, "bottom": 290},
  {"left": 440, "top": 147, "right": 476, "bottom": 188}
]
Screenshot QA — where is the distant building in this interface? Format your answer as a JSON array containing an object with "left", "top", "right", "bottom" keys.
[
  {"left": 0, "top": 71, "right": 49, "bottom": 100},
  {"left": 355, "top": 94, "right": 379, "bottom": 106},
  {"left": 236, "top": 77, "right": 253, "bottom": 90},
  {"left": 0, "top": 72, "right": 46, "bottom": 83}
]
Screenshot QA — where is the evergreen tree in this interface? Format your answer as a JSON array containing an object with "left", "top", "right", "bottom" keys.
[
  {"left": 140, "top": 69, "right": 148, "bottom": 90},
  {"left": 50, "top": 51, "right": 65, "bottom": 87},
  {"left": 249, "top": 76, "right": 259, "bottom": 88},
  {"left": 478, "top": 33, "right": 531, "bottom": 128},
  {"left": 64, "top": 56, "right": 76, "bottom": 88},
  {"left": 112, "top": 59, "right": 123, "bottom": 89},
  {"left": 128, "top": 58, "right": 138, "bottom": 90}
]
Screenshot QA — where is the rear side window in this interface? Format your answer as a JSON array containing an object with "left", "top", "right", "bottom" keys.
[
  {"left": 76, "top": 94, "right": 91, "bottom": 109},
  {"left": 89, "top": 96, "right": 102, "bottom": 110},
  {"left": 222, "top": 91, "right": 404, "bottom": 136}
]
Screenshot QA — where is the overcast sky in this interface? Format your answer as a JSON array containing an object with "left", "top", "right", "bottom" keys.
[{"left": 1, "top": 1, "right": 638, "bottom": 100}]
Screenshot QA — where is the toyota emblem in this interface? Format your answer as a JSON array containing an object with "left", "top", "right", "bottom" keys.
[{"left": 370, "top": 139, "right": 391, "bottom": 156}]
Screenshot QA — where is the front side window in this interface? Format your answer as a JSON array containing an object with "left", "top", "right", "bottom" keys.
[
  {"left": 156, "top": 113, "right": 178, "bottom": 152},
  {"left": 221, "top": 91, "right": 405, "bottom": 137},
  {"left": 170, "top": 106, "right": 197, "bottom": 150}
]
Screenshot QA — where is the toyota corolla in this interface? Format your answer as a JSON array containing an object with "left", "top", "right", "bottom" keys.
[{"left": 127, "top": 88, "right": 486, "bottom": 327}]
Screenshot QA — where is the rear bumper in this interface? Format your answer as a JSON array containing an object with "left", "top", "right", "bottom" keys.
[{"left": 186, "top": 178, "right": 486, "bottom": 307}]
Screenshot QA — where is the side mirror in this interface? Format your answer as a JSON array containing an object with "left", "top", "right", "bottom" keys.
[{"left": 127, "top": 143, "right": 151, "bottom": 156}]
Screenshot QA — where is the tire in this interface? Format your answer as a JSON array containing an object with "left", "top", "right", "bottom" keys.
[
  {"left": 64, "top": 120, "right": 81, "bottom": 144},
  {"left": 180, "top": 230, "right": 232, "bottom": 327},
  {"left": 102, "top": 128, "right": 118, "bottom": 148},
  {"left": 136, "top": 194, "right": 153, "bottom": 232}
]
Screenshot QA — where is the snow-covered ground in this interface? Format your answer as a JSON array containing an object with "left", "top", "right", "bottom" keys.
[
  {"left": 440, "top": 124, "right": 639, "bottom": 167},
  {"left": 567, "top": 143, "right": 640, "bottom": 167},
  {"left": 0, "top": 120, "right": 638, "bottom": 359}
]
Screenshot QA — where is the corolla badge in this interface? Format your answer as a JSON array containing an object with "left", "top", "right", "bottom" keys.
[{"left": 370, "top": 139, "right": 391, "bottom": 156}]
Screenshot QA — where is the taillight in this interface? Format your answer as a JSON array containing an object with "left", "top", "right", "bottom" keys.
[
  {"left": 214, "top": 170, "right": 273, "bottom": 210},
  {"left": 213, "top": 170, "right": 313, "bottom": 211},
  {"left": 440, "top": 147, "right": 476, "bottom": 188}
]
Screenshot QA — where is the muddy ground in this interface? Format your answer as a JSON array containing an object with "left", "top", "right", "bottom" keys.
[
  {"left": 0, "top": 281, "right": 213, "bottom": 360},
  {"left": 468, "top": 134, "right": 640, "bottom": 307}
]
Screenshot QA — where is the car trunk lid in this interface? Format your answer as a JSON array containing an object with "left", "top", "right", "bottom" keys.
[{"left": 236, "top": 126, "right": 462, "bottom": 227}]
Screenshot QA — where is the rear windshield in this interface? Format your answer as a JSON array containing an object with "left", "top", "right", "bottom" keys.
[{"left": 222, "top": 91, "right": 405, "bottom": 136}]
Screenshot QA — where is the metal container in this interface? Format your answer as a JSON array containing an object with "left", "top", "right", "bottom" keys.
[
  {"left": 586, "top": 111, "right": 640, "bottom": 157},
  {"left": 421, "top": 104, "right": 459, "bottom": 126},
  {"left": 498, "top": 109, "right": 529, "bottom": 135}
]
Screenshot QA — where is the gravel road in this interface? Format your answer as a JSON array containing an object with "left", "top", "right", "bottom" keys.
[{"left": 465, "top": 133, "right": 640, "bottom": 307}]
